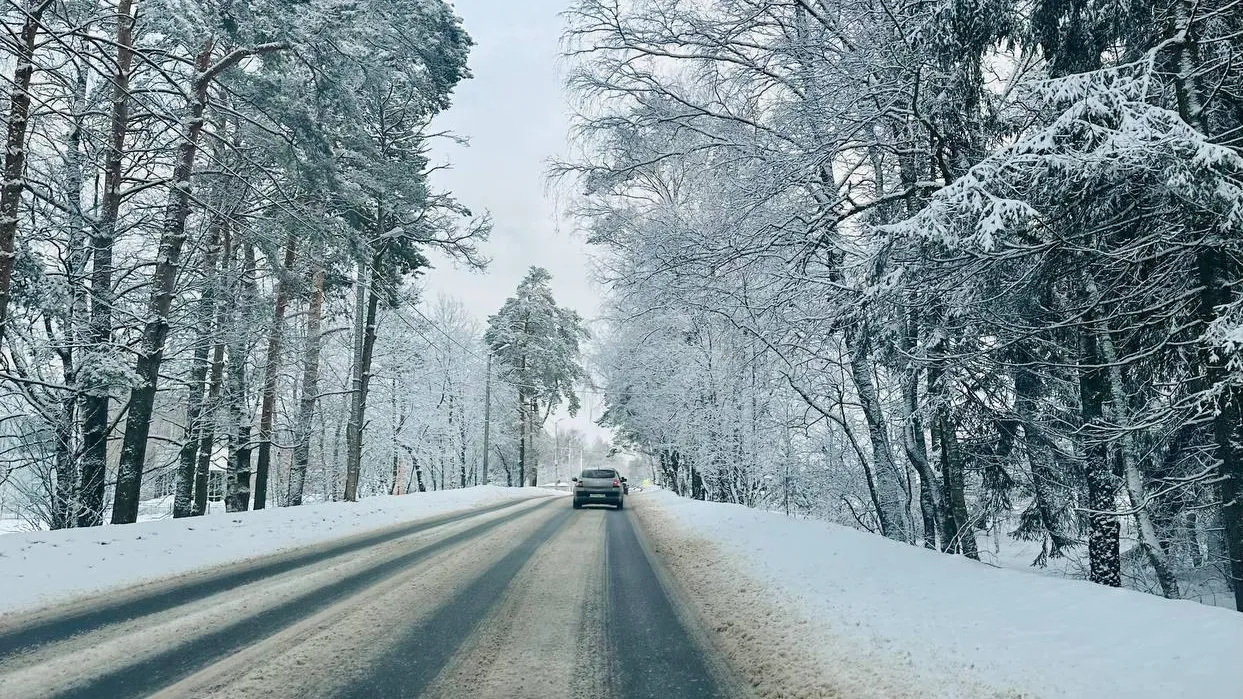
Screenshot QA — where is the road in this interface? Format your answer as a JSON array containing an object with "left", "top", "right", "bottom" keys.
[{"left": 0, "top": 496, "right": 744, "bottom": 699}]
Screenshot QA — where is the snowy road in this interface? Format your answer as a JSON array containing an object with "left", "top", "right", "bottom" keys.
[{"left": 0, "top": 496, "right": 742, "bottom": 699}]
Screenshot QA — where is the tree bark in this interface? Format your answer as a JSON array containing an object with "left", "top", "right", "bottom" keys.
[
  {"left": 516, "top": 387, "right": 527, "bottom": 486},
  {"left": 195, "top": 325, "right": 227, "bottom": 514},
  {"left": 1079, "top": 330, "right": 1121, "bottom": 587},
  {"left": 112, "top": 42, "right": 217, "bottom": 524},
  {"left": 845, "top": 323, "right": 913, "bottom": 543},
  {"left": 1094, "top": 322, "right": 1181, "bottom": 599},
  {"left": 925, "top": 318, "right": 975, "bottom": 557},
  {"left": 51, "top": 392, "right": 77, "bottom": 530},
  {"left": 404, "top": 445, "right": 427, "bottom": 492},
  {"left": 173, "top": 224, "right": 221, "bottom": 518},
  {"left": 79, "top": 0, "right": 135, "bottom": 527},
  {"left": 390, "top": 379, "right": 402, "bottom": 495},
  {"left": 344, "top": 256, "right": 381, "bottom": 501},
  {"left": 900, "top": 311, "right": 941, "bottom": 548},
  {"left": 53, "top": 51, "right": 90, "bottom": 530},
  {"left": 481, "top": 352, "right": 492, "bottom": 485},
  {"left": 1011, "top": 360, "right": 1074, "bottom": 557},
  {"left": 527, "top": 397, "right": 540, "bottom": 486},
  {"left": 253, "top": 234, "right": 296, "bottom": 509},
  {"left": 0, "top": 0, "right": 53, "bottom": 342},
  {"left": 287, "top": 266, "right": 324, "bottom": 507},
  {"left": 1197, "top": 249, "right": 1243, "bottom": 610},
  {"left": 455, "top": 392, "right": 467, "bottom": 488},
  {"left": 111, "top": 39, "right": 286, "bottom": 523},
  {"left": 224, "top": 241, "right": 255, "bottom": 512}
]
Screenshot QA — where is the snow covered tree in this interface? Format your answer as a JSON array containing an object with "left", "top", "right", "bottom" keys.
[{"left": 485, "top": 268, "right": 589, "bottom": 486}]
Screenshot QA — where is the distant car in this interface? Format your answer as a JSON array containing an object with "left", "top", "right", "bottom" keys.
[{"left": 572, "top": 468, "right": 625, "bottom": 509}]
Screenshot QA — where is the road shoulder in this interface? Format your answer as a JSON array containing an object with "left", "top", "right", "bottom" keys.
[{"left": 629, "top": 493, "right": 1013, "bottom": 699}]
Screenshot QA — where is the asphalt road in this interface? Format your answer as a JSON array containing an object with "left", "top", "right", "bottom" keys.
[{"left": 0, "top": 495, "right": 743, "bottom": 699}]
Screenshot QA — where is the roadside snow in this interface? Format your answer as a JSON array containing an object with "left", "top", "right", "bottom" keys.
[
  {"left": 0, "top": 486, "right": 559, "bottom": 616},
  {"left": 639, "top": 490, "right": 1243, "bottom": 699}
]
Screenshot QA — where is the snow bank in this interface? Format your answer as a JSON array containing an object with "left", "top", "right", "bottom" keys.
[
  {"left": 0, "top": 486, "right": 560, "bottom": 615},
  {"left": 639, "top": 490, "right": 1243, "bottom": 699}
]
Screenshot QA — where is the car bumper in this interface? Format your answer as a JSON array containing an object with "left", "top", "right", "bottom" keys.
[{"left": 574, "top": 489, "right": 622, "bottom": 502}]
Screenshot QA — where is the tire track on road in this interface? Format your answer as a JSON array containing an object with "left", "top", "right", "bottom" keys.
[
  {"left": 0, "top": 497, "right": 558, "bottom": 699},
  {"left": 157, "top": 499, "right": 573, "bottom": 699},
  {"left": 420, "top": 508, "right": 609, "bottom": 699},
  {"left": 0, "top": 496, "right": 545, "bottom": 657},
  {"left": 606, "top": 507, "right": 743, "bottom": 699},
  {"left": 335, "top": 506, "right": 576, "bottom": 699}
]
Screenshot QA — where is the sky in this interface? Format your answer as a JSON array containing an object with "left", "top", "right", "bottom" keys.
[{"left": 422, "top": 0, "right": 611, "bottom": 445}]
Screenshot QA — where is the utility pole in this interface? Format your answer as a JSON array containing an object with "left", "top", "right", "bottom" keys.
[{"left": 481, "top": 352, "right": 492, "bottom": 485}]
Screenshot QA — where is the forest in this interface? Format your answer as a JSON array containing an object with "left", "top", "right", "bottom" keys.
[
  {"left": 561, "top": 0, "right": 1243, "bottom": 611},
  {"left": 0, "top": 0, "right": 605, "bottom": 542}
]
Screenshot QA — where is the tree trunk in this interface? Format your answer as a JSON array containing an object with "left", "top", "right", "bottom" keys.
[
  {"left": 1011, "top": 361, "right": 1074, "bottom": 557},
  {"left": 1186, "top": 509, "right": 1203, "bottom": 568},
  {"left": 404, "top": 446, "right": 427, "bottom": 492},
  {"left": 901, "top": 358, "right": 941, "bottom": 549},
  {"left": 925, "top": 320, "right": 975, "bottom": 558},
  {"left": 287, "top": 266, "right": 324, "bottom": 507},
  {"left": 344, "top": 257, "right": 381, "bottom": 501},
  {"left": 174, "top": 335, "right": 212, "bottom": 518},
  {"left": 481, "top": 352, "right": 492, "bottom": 485},
  {"left": 516, "top": 388, "right": 527, "bottom": 486},
  {"left": 331, "top": 392, "right": 347, "bottom": 500},
  {"left": 253, "top": 234, "right": 296, "bottom": 509},
  {"left": 845, "top": 324, "right": 913, "bottom": 543},
  {"left": 456, "top": 393, "right": 468, "bottom": 488},
  {"left": 690, "top": 464, "right": 706, "bottom": 501},
  {"left": 51, "top": 393, "right": 77, "bottom": 530},
  {"left": 1094, "top": 322, "right": 1181, "bottom": 599},
  {"left": 527, "top": 397, "right": 540, "bottom": 486},
  {"left": 934, "top": 411, "right": 977, "bottom": 558},
  {"left": 899, "top": 307, "right": 941, "bottom": 548},
  {"left": 79, "top": 0, "right": 135, "bottom": 527},
  {"left": 195, "top": 328, "right": 227, "bottom": 514},
  {"left": 1197, "top": 248, "right": 1243, "bottom": 610},
  {"left": 1079, "top": 330, "right": 1121, "bottom": 587},
  {"left": 224, "top": 241, "right": 255, "bottom": 512},
  {"left": 1167, "top": 0, "right": 1243, "bottom": 611},
  {"left": 173, "top": 223, "right": 222, "bottom": 518},
  {"left": 390, "top": 380, "right": 402, "bottom": 495},
  {"left": 53, "top": 52, "right": 90, "bottom": 530},
  {"left": 0, "top": 0, "right": 53, "bottom": 342},
  {"left": 112, "top": 42, "right": 217, "bottom": 524}
]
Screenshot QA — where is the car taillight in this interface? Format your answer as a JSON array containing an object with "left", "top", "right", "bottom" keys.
[{"left": 612, "top": 478, "right": 620, "bottom": 487}]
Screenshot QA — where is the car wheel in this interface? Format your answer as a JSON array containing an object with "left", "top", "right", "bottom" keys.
[
  {"left": 573, "top": 500, "right": 583, "bottom": 509},
  {"left": 616, "top": 499, "right": 624, "bottom": 510}
]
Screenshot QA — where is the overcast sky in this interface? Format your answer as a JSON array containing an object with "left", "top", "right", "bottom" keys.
[
  {"left": 424, "top": 0, "right": 595, "bottom": 321},
  {"left": 422, "top": 0, "right": 612, "bottom": 448}
]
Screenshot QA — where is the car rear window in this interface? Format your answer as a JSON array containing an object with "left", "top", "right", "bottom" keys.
[{"left": 581, "top": 469, "right": 616, "bottom": 479}]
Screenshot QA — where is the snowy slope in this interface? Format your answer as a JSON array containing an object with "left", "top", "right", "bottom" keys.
[
  {"left": 638, "top": 490, "right": 1243, "bottom": 699},
  {"left": 0, "top": 486, "right": 559, "bottom": 615}
]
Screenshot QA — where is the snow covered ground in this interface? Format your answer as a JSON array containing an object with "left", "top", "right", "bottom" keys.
[
  {"left": 637, "top": 490, "right": 1243, "bottom": 699},
  {"left": 0, "top": 486, "right": 560, "bottom": 615}
]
